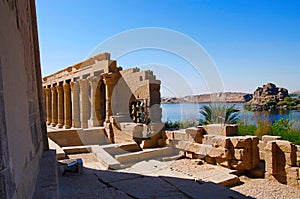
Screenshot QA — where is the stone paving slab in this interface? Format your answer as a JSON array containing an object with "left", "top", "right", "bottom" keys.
[
  {"left": 60, "top": 187, "right": 132, "bottom": 199},
  {"left": 110, "top": 176, "right": 188, "bottom": 198},
  {"left": 59, "top": 173, "right": 107, "bottom": 198},
  {"left": 58, "top": 157, "right": 252, "bottom": 199},
  {"left": 94, "top": 170, "right": 142, "bottom": 184}
]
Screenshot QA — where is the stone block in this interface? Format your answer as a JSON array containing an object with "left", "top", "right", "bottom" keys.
[
  {"left": 285, "top": 152, "right": 297, "bottom": 166},
  {"left": 185, "top": 127, "right": 203, "bottom": 143},
  {"left": 231, "top": 159, "right": 252, "bottom": 170},
  {"left": 173, "top": 131, "right": 188, "bottom": 141},
  {"left": 208, "top": 148, "right": 231, "bottom": 159},
  {"left": 230, "top": 136, "right": 252, "bottom": 149},
  {"left": 162, "top": 131, "right": 174, "bottom": 140},
  {"left": 224, "top": 125, "right": 239, "bottom": 136},
  {"left": 297, "top": 146, "right": 300, "bottom": 167},
  {"left": 216, "top": 158, "right": 231, "bottom": 168},
  {"left": 176, "top": 141, "right": 211, "bottom": 157},
  {"left": 287, "top": 177, "right": 299, "bottom": 187},
  {"left": 265, "top": 141, "right": 277, "bottom": 152},
  {"left": 258, "top": 141, "right": 266, "bottom": 160},
  {"left": 234, "top": 148, "right": 251, "bottom": 161},
  {"left": 157, "top": 139, "right": 166, "bottom": 147},
  {"left": 203, "top": 124, "right": 238, "bottom": 136},
  {"left": 185, "top": 152, "right": 193, "bottom": 159},
  {"left": 202, "top": 135, "right": 231, "bottom": 148},
  {"left": 262, "top": 135, "right": 282, "bottom": 143},
  {"left": 275, "top": 140, "right": 297, "bottom": 153},
  {"left": 265, "top": 173, "right": 287, "bottom": 184},
  {"left": 205, "top": 156, "right": 216, "bottom": 164},
  {"left": 140, "top": 139, "right": 155, "bottom": 149},
  {"left": 148, "top": 131, "right": 162, "bottom": 141}
]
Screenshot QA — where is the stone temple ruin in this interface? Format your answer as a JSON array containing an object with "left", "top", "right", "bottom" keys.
[
  {"left": 42, "top": 53, "right": 163, "bottom": 146},
  {"left": 1, "top": 1, "right": 300, "bottom": 198},
  {"left": 43, "top": 52, "right": 300, "bottom": 191}
]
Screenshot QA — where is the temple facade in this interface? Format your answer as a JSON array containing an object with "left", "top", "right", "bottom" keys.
[{"left": 42, "top": 53, "right": 162, "bottom": 132}]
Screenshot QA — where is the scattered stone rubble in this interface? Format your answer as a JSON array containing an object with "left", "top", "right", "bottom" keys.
[{"left": 158, "top": 124, "right": 300, "bottom": 188}]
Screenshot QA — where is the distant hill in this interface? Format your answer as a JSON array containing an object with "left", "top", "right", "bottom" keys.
[
  {"left": 161, "top": 92, "right": 252, "bottom": 104},
  {"left": 291, "top": 90, "right": 300, "bottom": 95}
]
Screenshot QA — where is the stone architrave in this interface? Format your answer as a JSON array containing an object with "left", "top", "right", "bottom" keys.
[
  {"left": 88, "top": 76, "right": 102, "bottom": 127},
  {"left": 63, "top": 83, "right": 72, "bottom": 129},
  {"left": 102, "top": 73, "right": 119, "bottom": 123},
  {"left": 45, "top": 88, "right": 52, "bottom": 125},
  {"left": 56, "top": 85, "right": 64, "bottom": 128},
  {"left": 78, "top": 79, "right": 89, "bottom": 128},
  {"left": 50, "top": 87, "right": 58, "bottom": 127},
  {"left": 70, "top": 82, "right": 80, "bottom": 128}
]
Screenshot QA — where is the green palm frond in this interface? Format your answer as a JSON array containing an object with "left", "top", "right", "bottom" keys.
[{"left": 200, "top": 104, "right": 240, "bottom": 124}]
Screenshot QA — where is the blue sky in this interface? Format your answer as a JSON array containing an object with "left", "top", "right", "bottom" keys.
[{"left": 36, "top": 0, "right": 300, "bottom": 96}]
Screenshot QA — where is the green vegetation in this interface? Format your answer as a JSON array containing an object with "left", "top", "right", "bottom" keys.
[
  {"left": 164, "top": 119, "right": 201, "bottom": 129},
  {"left": 238, "top": 118, "right": 300, "bottom": 145},
  {"left": 277, "top": 96, "right": 300, "bottom": 109},
  {"left": 199, "top": 104, "right": 240, "bottom": 124}
]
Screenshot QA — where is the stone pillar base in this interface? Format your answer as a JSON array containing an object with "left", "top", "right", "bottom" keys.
[
  {"left": 81, "top": 122, "right": 88, "bottom": 129},
  {"left": 88, "top": 119, "right": 101, "bottom": 128},
  {"left": 64, "top": 124, "right": 72, "bottom": 129}
]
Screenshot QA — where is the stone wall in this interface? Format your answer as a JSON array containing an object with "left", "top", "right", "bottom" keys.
[
  {"left": 0, "top": 0, "right": 48, "bottom": 198},
  {"left": 162, "top": 125, "right": 260, "bottom": 172}
]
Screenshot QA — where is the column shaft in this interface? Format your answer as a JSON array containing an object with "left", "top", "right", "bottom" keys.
[
  {"left": 45, "top": 88, "right": 52, "bottom": 125},
  {"left": 78, "top": 79, "right": 89, "bottom": 128},
  {"left": 63, "top": 83, "right": 72, "bottom": 129},
  {"left": 51, "top": 87, "right": 58, "bottom": 127},
  {"left": 88, "top": 77, "right": 102, "bottom": 127},
  {"left": 103, "top": 73, "right": 119, "bottom": 123},
  {"left": 70, "top": 82, "right": 80, "bottom": 128},
  {"left": 57, "top": 85, "right": 64, "bottom": 128}
]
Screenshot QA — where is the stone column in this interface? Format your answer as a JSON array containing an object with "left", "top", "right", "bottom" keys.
[
  {"left": 50, "top": 87, "right": 58, "bottom": 127},
  {"left": 78, "top": 79, "right": 89, "bottom": 128},
  {"left": 70, "top": 82, "right": 80, "bottom": 128},
  {"left": 56, "top": 85, "right": 64, "bottom": 128},
  {"left": 103, "top": 73, "right": 119, "bottom": 123},
  {"left": 45, "top": 88, "right": 52, "bottom": 125},
  {"left": 88, "top": 76, "right": 102, "bottom": 127},
  {"left": 63, "top": 83, "right": 72, "bottom": 129}
]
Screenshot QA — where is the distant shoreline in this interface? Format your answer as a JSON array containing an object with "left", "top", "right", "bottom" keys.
[{"left": 161, "top": 92, "right": 252, "bottom": 104}]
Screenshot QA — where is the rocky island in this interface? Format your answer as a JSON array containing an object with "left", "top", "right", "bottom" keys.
[{"left": 246, "top": 82, "right": 300, "bottom": 111}]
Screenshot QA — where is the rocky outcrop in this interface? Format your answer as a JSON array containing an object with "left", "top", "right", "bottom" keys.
[
  {"left": 249, "top": 83, "right": 289, "bottom": 111},
  {"left": 252, "top": 83, "right": 288, "bottom": 105}
]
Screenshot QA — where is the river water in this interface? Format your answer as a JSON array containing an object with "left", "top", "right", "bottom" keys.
[{"left": 161, "top": 103, "right": 300, "bottom": 129}]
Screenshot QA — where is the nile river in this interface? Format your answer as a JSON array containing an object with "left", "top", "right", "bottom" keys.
[{"left": 161, "top": 103, "right": 300, "bottom": 129}]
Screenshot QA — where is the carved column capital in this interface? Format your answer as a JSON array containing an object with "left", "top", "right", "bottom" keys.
[
  {"left": 88, "top": 76, "right": 102, "bottom": 86},
  {"left": 102, "top": 73, "right": 119, "bottom": 86},
  {"left": 70, "top": 81, "right": 79, "bottom": 91}
]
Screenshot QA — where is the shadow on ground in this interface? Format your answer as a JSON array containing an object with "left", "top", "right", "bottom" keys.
[{"left": 58, "top": 164, "right": 254, "bottom": 199}]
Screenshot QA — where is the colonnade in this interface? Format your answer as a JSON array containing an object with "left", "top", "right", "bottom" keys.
[{"left": 43, "top": 73, "right": 119, "bottom": 129}]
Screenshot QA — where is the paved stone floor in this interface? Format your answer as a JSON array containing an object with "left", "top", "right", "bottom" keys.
[{"left": 58, "top": 155, "right": 252, "bottom": 199}]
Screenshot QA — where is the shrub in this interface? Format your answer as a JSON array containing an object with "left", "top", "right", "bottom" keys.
[
  {"left": 266, "top": 99, "right": 277, "bottom": 106},
  {"left": 164, "top": 119, "right": 201, "bottom": 129},
  {"left": 284, "top": 96, "right": 292, "bottom": 102},
  {"left": 254, "top": 119, "right": 272, "bottom": 139},
  {"left": 238, "top": 122, "right": 257, "bottom": 136},
  {"left": 271, "top": 118, "right": 300, "bottom": 145}
]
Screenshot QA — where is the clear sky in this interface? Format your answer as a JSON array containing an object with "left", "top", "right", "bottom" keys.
[{"left": 36, "top": 0, "right": 300, "bottom": 96}]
